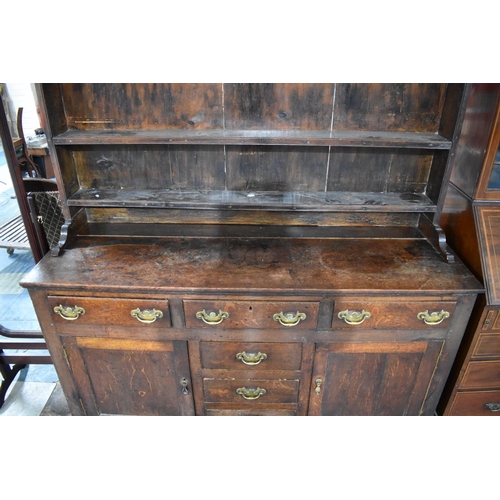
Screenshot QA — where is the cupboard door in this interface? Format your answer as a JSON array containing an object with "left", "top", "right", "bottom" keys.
[
  {"left": 309, "top": 341, "right": 443, "bottom": 416},
  {"left": 61, "top": 336, "right": 194, "bottom": 416}
]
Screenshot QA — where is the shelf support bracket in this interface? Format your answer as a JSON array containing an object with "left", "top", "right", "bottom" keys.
[{"left": 419, "top": 214, "right": 455, "bottom": 263}]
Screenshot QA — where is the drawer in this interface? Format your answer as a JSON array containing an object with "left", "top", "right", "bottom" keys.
[
  {"left": 206, "top": 409, "right": 297, "bottom": 416},
  {"left": 203, "top": 378, "right": 299, "bottom": 404},
  {"left": 473, "top": 334, "right": 500, "bottom": 357},
  {"left": 200, "top": 341, "right": 302, "bottom": 371},
  {"left": 48, "top": 296, "right": 171, "bottom": 328},
  {"left": 184, "top": 300, "right": 319, "bottom": 329},
  {"left": 332, "top": 299, "right": 456, "bottom": 329},
  {"left": 460, "top": 360, "right": 500, "bottom": 389},
  {"left": 448, "top": 391, "right": 500, "bottom": 416}
]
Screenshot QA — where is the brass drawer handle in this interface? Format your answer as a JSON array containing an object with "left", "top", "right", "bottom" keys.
[
  {"left": 338, "top": 309, "right": 371, "bottom": 325},
  {"left": 236, "top": 351, "right": 268, "bottom": 366},
  {"left": 417, "top": 310, "right": 450, "bottom": 325},
  {"left": 131, "top": 308, "right": 163, "bottom": 324},
  {"left": 236, "top": 387, "right": 267, "bottom": 400},
  {"left": 484, "top": 402, "right": 500, "bottom": 412},
  {"left": 54, "top": 305, "right": 85, "bottom": 321},
  {"left": 273, "top": 311, "right": 306, "bottom": 327},
  {"left": 195, "top": 309, "right": 229, "bottom": 325}
]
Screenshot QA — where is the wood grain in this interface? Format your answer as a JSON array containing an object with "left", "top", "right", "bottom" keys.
[{"left": 334, "top": 83, "right": 447, "bottom": 133}]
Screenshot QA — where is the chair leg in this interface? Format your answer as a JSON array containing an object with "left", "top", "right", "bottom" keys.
[{"left": 0, "top": 350, "right": 26, "bottom": 409}]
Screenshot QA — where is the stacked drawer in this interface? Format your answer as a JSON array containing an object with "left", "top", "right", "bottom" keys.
[
  {"left": 185, "top": 299, "right": 318, "bottom": 416},
  {"left": 448, "top": 309, "right": 500, "bottom": 416}
]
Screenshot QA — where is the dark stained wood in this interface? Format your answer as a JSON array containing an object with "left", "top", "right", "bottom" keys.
[
  {"left": 37, "top": 84, "right": 67, "bottom": 137},
  {"left": 437, "top": 88, "right": 500, "bottom": 415},
  {"left": 25, "top": 83, "right": 482, "bottom": 417},
  {"left": 438, "top": 84, "right": 466, "bottom": 141},
  {"left": 332, "top": 298, "right": 456, "bottom": 330},
  {"left": 184, "top": 300, "right": 319, "bottom": 330},
  {"left": 84, "top": 222, "right": 423, "bottom": 240},
  {"left": 448, "top": 390, "right": 500, "bottom": 416},
  {"left": 476, "top": 101, "right": 500, "bottom": 199},
  {"left": 203, "top": 378, "right": 299, "bottom": 404},
  {"left": 473, "top": 333, "right": 500, "bottom": 357},
  {"left": 67, "top": 189, "right": 437, "bottom": 212},
  {"left": 47, "top": 296, "right": 171, "bottom": 329},
  {"left": 52, "top": 128, "right": 453, "bottom": 149},
  {"left": 459, "top": 360, "right": 500, "bottom": 389},
  {"left": 85, "top": 207, "right": 420, "bottom": 227},
  {"left": 309, "top": 341, "right": 439, "bottom": 415},
  {"left": 69, "top": 144, "right": 225, "bottom": 191},
  {"left": 425, "top": 150, "right": 449, "bottom": 208},
  {"left": 333, "top": 84, "right": 447, "bottom": 133},
  {"left": 451, "top": 84, "right": 500, "bottom": 199},
  {"left": 440, "top": 183, "right": 482, "bottom": 280},
  {"left": 199, "top": 341, "right": 303, "bottom": 371},
  {"left": 224, "top": 83, "right": 335, "bottom": 130},
  {"left": 58, "top": 83, "right": 223, "bottom": 130},
  {"left": 226, "top": 145, "right": 328, "bottom": 192},
  {"left": 327, "top": 147, "right": 433, "bottom": 193},
  {"left": 475, "top": 205, "right": 500, "bottom": 304},
  {"left": 206, "top": 408, "right": 297, "bottom": 416},
  {"left": 62, "top": 336, "right": 194, "bottom": 415},
  {"left": 0, "top": 97, "right": 45, "bottom": 262},
  {"left": 20, "top": 238, "right": 482, "bottom": 295},
  {"left": 27, "top": 289, "right": 84, "bottom": 415}
]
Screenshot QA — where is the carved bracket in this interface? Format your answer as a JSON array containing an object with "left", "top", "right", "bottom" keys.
[{"left": 419, "top": 215, "right": 455, "bottom": 263}]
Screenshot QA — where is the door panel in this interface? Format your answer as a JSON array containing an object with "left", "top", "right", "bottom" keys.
[
  {"left": 309, "top": 341, "right": 443, "bottom": 416},
  {"left": 62, "top": 336, "right": 194, "bottom": 415}
]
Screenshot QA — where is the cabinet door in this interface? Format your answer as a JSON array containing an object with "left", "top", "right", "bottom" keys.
[
  {"left": 309, "top": 341, "right": 443, "bottom": 416},
  {"left": 61, "top": 336, "right": 194, "bottom": 415}
]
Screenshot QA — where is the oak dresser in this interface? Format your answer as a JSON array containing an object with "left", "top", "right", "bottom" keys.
[{"left": 21, "top": 83, "right": 482, "bottom": 416}]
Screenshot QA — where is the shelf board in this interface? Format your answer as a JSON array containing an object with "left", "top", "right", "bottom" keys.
[
  {"left": 52, "top": 129, "right": 452, "bottom": 149},
  {"left": 83, "top": 223, "right": 424, "bottom": 240},
  {"left": 68, "top": 189, "right": 437, "bottom": 213}
]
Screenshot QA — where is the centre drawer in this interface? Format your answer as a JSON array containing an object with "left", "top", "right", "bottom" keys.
[
  {"left": 184, "top": 300, "right": 319, "bottom": 329},
  {"left": 203, "top": 378, "right": 300, "bottom": 404},
  {"left": 199, "top": 341, "right": 303, "bottom": 371},
  {"left": 332, "top": 299, "right": 456, "bottom": 329},
  {"left": 47, "top": 296, "right": 171, "bottom": 328}
]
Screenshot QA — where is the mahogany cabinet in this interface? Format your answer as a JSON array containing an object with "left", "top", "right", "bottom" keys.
[
  {"left": 21, "top": 84, "right": 483, "bottom": 416},
  {"left": 438, "top": 84, "right": 500, "bottom": 415}
]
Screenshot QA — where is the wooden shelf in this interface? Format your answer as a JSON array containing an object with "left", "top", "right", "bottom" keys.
[
  {"left": 68, "top": 189, "right": 437, "bottom": 212},
  {"left": 52, "top": 129, "right": 453, "bottom": 149}
]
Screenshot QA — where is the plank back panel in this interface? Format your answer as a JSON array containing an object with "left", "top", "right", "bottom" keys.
[
  {"left": 69, "top": 144, "right": 225, "bottom": 190},
  {"left": 224, "top": 83, "right": 335, "bottom": 130},
  {"left": 333, "top": 83, "right": 447, "bottom": 133},
  {"left": 226, "top": 145, "right": 329, "bottom": 191},
  {"left": 327, "top": 147, "right": 433, "bottom": 193},
  {"left": 59, "top": 83, "right": 223, "bottom": 130}
]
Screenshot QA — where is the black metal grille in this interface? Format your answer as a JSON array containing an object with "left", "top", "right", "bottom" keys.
[{"left": 32, "top": 191, "right": 64, "bottom": 249}]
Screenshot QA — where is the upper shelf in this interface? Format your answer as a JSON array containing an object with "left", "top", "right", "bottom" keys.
[{"left": 52, "top": 129, "right": 453, "bottom": 149}]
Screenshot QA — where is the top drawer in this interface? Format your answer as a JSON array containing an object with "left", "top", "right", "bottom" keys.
[
  {"left": 48, "top": 296, "right": 171, "bottom": 327},
  {"left": 332, "top": 299, "right": 456, "bottom": 329},
  {"left": 184, "top": 300, "right": 319, "bottom": 329}
]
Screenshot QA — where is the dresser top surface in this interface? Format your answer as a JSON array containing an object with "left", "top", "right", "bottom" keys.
[{"left": 21, "top": 237, "right": 482, "bottom": 295}]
